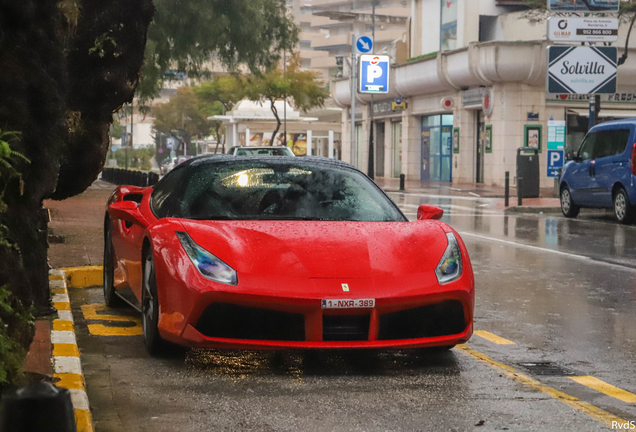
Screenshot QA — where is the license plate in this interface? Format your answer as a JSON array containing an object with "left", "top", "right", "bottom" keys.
[{"left": 321, "top": 299, "right": 375, "bottom": 309}]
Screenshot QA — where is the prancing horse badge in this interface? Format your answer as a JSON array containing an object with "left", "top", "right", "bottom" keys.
[{"left": 341, "top": 284, "right": 349, "bottom": 292}]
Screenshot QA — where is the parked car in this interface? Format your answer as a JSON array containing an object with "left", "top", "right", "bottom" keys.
[
  {"left": 227, "top": 146, "right": 295, "bottom": 157},
  {"left": 104, "top": 155, "right": 474, "bottom": 355},
  {"left": 560, "top": 118, "right": 636, "bottom": 223},
  {"left": 160, "top": 157, "right": 177, "bottom": 175}
]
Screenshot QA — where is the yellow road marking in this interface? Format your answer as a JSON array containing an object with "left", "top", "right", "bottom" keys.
[
  {"left": 455, "top": 345, "right": 629, "bottom": 429},
  {"left": 55, "top": 373, "right": 85, "bottom": 391},
  {"left": 53, "top": 343, "right": 80, "bottom": 357},
  {"left": 474, "top": 330, "right": 515, "bottom": 345},
  {"left": 88, "top": 324, "right": 142, "bottom": 336},
  {"left": 54, "top": 301, "right": 71, "bottom": 311},
  {"left": 49, "top": 274, "right": 65, "bottom": 281},
  {"left": 51, "top": 287, "right": 68, "bottom": 295},
  {"left": 81, "top": 303, "right": 140, "bottom": 323},
  {"left": 570, "top": 376, "right": 636, "bottom": 403},
  {"left": 53, "top": 320, "right": 75, "bottom": 332},
  {"left": 75, "top": 409, "right": 94, "bottom": 432}
]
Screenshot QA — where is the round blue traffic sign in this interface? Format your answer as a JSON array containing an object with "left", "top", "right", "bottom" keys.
[{"left": 356, "top": 36, "right": 373, "bottom": 54}]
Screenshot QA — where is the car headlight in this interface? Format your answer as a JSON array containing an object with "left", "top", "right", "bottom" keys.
[
  {"left": 435, "top": 233, "right": 463, "bottom": 284},
  {"left": 176, "top": 231, "right": 238, "bottom": 285}
]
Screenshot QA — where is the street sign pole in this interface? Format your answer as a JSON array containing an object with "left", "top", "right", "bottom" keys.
[
  {"left": 368, "top": 0, "right": 377, "bottom": 180},
  {"left": 351, "top": 36, "right": 357, "bottom": 167}
]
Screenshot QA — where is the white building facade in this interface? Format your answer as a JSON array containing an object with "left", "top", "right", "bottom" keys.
[{"left": 332, "top": 0, "right": 636, "bottom": 188}]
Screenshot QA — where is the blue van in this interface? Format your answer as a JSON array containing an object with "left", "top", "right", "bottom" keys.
[{"left": 560, "top": 118, "right": 636, "bottom": 223}]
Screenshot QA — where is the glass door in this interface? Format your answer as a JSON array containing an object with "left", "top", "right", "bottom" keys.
[
  {"left": 392, "top": 122, "right": 402, "bottom": 178},
  {"left": 476, "top": 112, "right": 485, "bottom": 183},
  {"left": 440, "top": 125, "right": 453, "bottom": 182}
]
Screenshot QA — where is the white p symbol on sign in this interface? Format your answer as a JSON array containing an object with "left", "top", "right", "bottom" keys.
[
  {"left": 367, "top": 65, "right": 383, "bottom": 83},
  {"left": 550, "top": 151, "right": 561, "bottom": 165}
]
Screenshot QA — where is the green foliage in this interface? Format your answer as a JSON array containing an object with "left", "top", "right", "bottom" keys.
[
  {"left": 0, "top": 131, "right": 33, "bottom": 388},
  {"left": 0, "top": 284, "right": 34, "bottom": 387},
  {"left": 109, "top": 147, "right": 156, "bottom": 171},
  {"left": 406, "top": 52, "right": 438, "bottom": 63},
  {"left": 241, "top": 55, "right": 329, "bottom": 138},
  {"left": 523, "top": 0, "right": 546, "bottom": 9},
  {"left": 0, "top": 130, "right": 30, "bottom": 181},
  {"left": 138, "top": 0, "right": 299, "bottom": 102},
  {"left": 153, "top": 87, "right": 212, "bottom": 155}
]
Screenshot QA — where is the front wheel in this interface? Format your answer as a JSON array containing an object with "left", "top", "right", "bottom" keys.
[
  {"left": 103, "top": 223, "right": 124, "bottom": 307},
  {"left": 142, "top": 248, "right": 169, "bottom": 356},
  {"left": 614, "top": 188, "right": 635, "bottom": 224},
  {"left": 561, "top": 187, "right": 580, "bottom": 218}
]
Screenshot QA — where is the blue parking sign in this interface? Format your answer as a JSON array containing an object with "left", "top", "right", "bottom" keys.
[
  {"left": 359, "top": 55, "right": 390, "bottom": 94},
  {"left": 547, "top": 150, "right": 564, "bottom": 178}
]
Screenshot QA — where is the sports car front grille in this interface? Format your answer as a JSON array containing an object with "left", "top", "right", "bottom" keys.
[
  {"left": 195, "top": 303, "right": 305, "bottom": 341},
  {"left": 323, "top": 315, "right": 370, "bottom": 341},
  {"left": 377, "top": 301, "right": 466, "bottom": 341}
]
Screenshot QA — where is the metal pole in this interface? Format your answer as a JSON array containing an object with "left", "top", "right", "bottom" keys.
[
  {"left": 368, "top": 1, "right": 376, "bottom": 180},
  {"left": 399, "top": 174, "right": 405, "bottom": 191},
  {"left": 505, "top": 171, "right": 509, "bottom": 207},
  {"left": 517, "top": 175, "right": 523, "bottom": 207},
  {"left": 284, "top": 49, "right": 287, "bottom": 143},
  {"left": 350, "top": 47, "right": 357, "bottom": 167}
]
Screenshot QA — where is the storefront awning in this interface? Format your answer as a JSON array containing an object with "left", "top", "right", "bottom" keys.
[{"left": 567, "top": 109, "right": 636, "bottom": 119}]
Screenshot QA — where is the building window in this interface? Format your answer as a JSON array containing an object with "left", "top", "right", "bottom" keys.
[{"left": 441, "top": 0, "right": 457, "bottom": 51}]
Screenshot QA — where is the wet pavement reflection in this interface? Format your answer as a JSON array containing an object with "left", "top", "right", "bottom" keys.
[{"left": 185, "top": 348, "right": 460, "bottom": 379}]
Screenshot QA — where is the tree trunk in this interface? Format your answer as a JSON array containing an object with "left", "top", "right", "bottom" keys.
[
  {"left": 214, "top": 124, "right": 221, "bottom": 154},
  {"left": 269, "top": 99, "right": 281, "bottom": 146}
]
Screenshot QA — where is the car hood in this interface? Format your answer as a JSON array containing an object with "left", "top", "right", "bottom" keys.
[{"left": 178, "top": 220, "right": 448, "bottom": 280}]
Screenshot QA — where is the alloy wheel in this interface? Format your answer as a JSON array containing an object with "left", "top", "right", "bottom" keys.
[
  {"left": 561, "top": 189, "right": 571, "bottom": 214},
  {"left": 615, "top": 192, "right": 627, "bottom": 221}
]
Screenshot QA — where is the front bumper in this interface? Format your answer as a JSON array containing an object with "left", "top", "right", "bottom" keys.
[{"left": 174, "top": 289, "right": 474, "bottom": 350}]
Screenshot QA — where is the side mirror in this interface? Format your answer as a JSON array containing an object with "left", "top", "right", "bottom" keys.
[
  {"left": 417, "top": 204, "right": 444, "bottom": 221},
  {"left": 108, "top": 201, "right": 148, "bottom": 227}
]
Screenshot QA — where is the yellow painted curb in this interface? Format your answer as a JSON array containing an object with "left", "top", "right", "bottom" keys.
[
  {"left": 60, "top": 266, "right": 103, "bottom": 289},
  {"left": 50, "top": 269, "right": 94, "bottom": 432}
]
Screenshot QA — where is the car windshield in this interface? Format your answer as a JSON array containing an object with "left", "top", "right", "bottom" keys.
[
  {"left": 235, "top": 148, "right": 293, "bottom": 156},
  {"left": 170, "top": 160, "right": 406, "bottom": 222}
]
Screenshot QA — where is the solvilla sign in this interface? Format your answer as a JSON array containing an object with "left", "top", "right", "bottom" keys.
[{"left": 547, "top": 46, "right": 617, "bottom": 94}]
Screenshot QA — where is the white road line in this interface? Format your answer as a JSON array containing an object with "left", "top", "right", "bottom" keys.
[
  {"left": 52, "top": 294, "right": 70, "bottom": 303},
  {"left": 459, "top": 231, "right": 636, "bottom": 272},
  {"left": 69, "top": 390, "right": 90, "bottom": 411},
  {"left": 54, "top": 356, "right": 83, "bottom": 374},
  {"left": 51, "top": 330, "right": 77, "bottom": 344},
  {"left": 49, "top": 280, "right": 66, "bottom": 289},
  {"left": 58, "top": 310, "right": 74, "bottom": 321}
]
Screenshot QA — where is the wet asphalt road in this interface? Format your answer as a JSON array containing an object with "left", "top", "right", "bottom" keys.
[{"left": 69, "top": 192, "right": 636, "bottom": 432}]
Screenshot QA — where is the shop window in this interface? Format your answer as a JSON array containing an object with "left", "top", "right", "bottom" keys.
[{"left": 441, "top": 0, "right": 457, "bottom": 51}]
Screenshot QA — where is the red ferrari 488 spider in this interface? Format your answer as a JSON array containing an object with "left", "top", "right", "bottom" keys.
[{"left": 104, "top": 156, "right": 474, "bottom": 355}]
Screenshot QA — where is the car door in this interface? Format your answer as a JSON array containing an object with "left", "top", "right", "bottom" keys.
[
  {"left": 590, "top": 128, "right": 633, "bottom": 208},
  {"left": 567, "top": 132, "right": 597, "bottom": 206}
]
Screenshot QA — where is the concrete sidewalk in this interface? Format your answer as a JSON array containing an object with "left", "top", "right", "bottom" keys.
[{"left": 374, "top": 177, "right": 561, "bottom": 213}]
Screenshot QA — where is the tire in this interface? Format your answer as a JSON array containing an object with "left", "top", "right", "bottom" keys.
[
  {"left": 613, "top": 188, "right": 635, "bottom": 224},
  {"left": 560, "top": 187, "right": 580, "bottom": 218},
  {"left": 142, "top": 247, "right": 169, "bottom": 356},
  {"left": 103, "top": 222, "right": 124, "bottom": 307}
]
